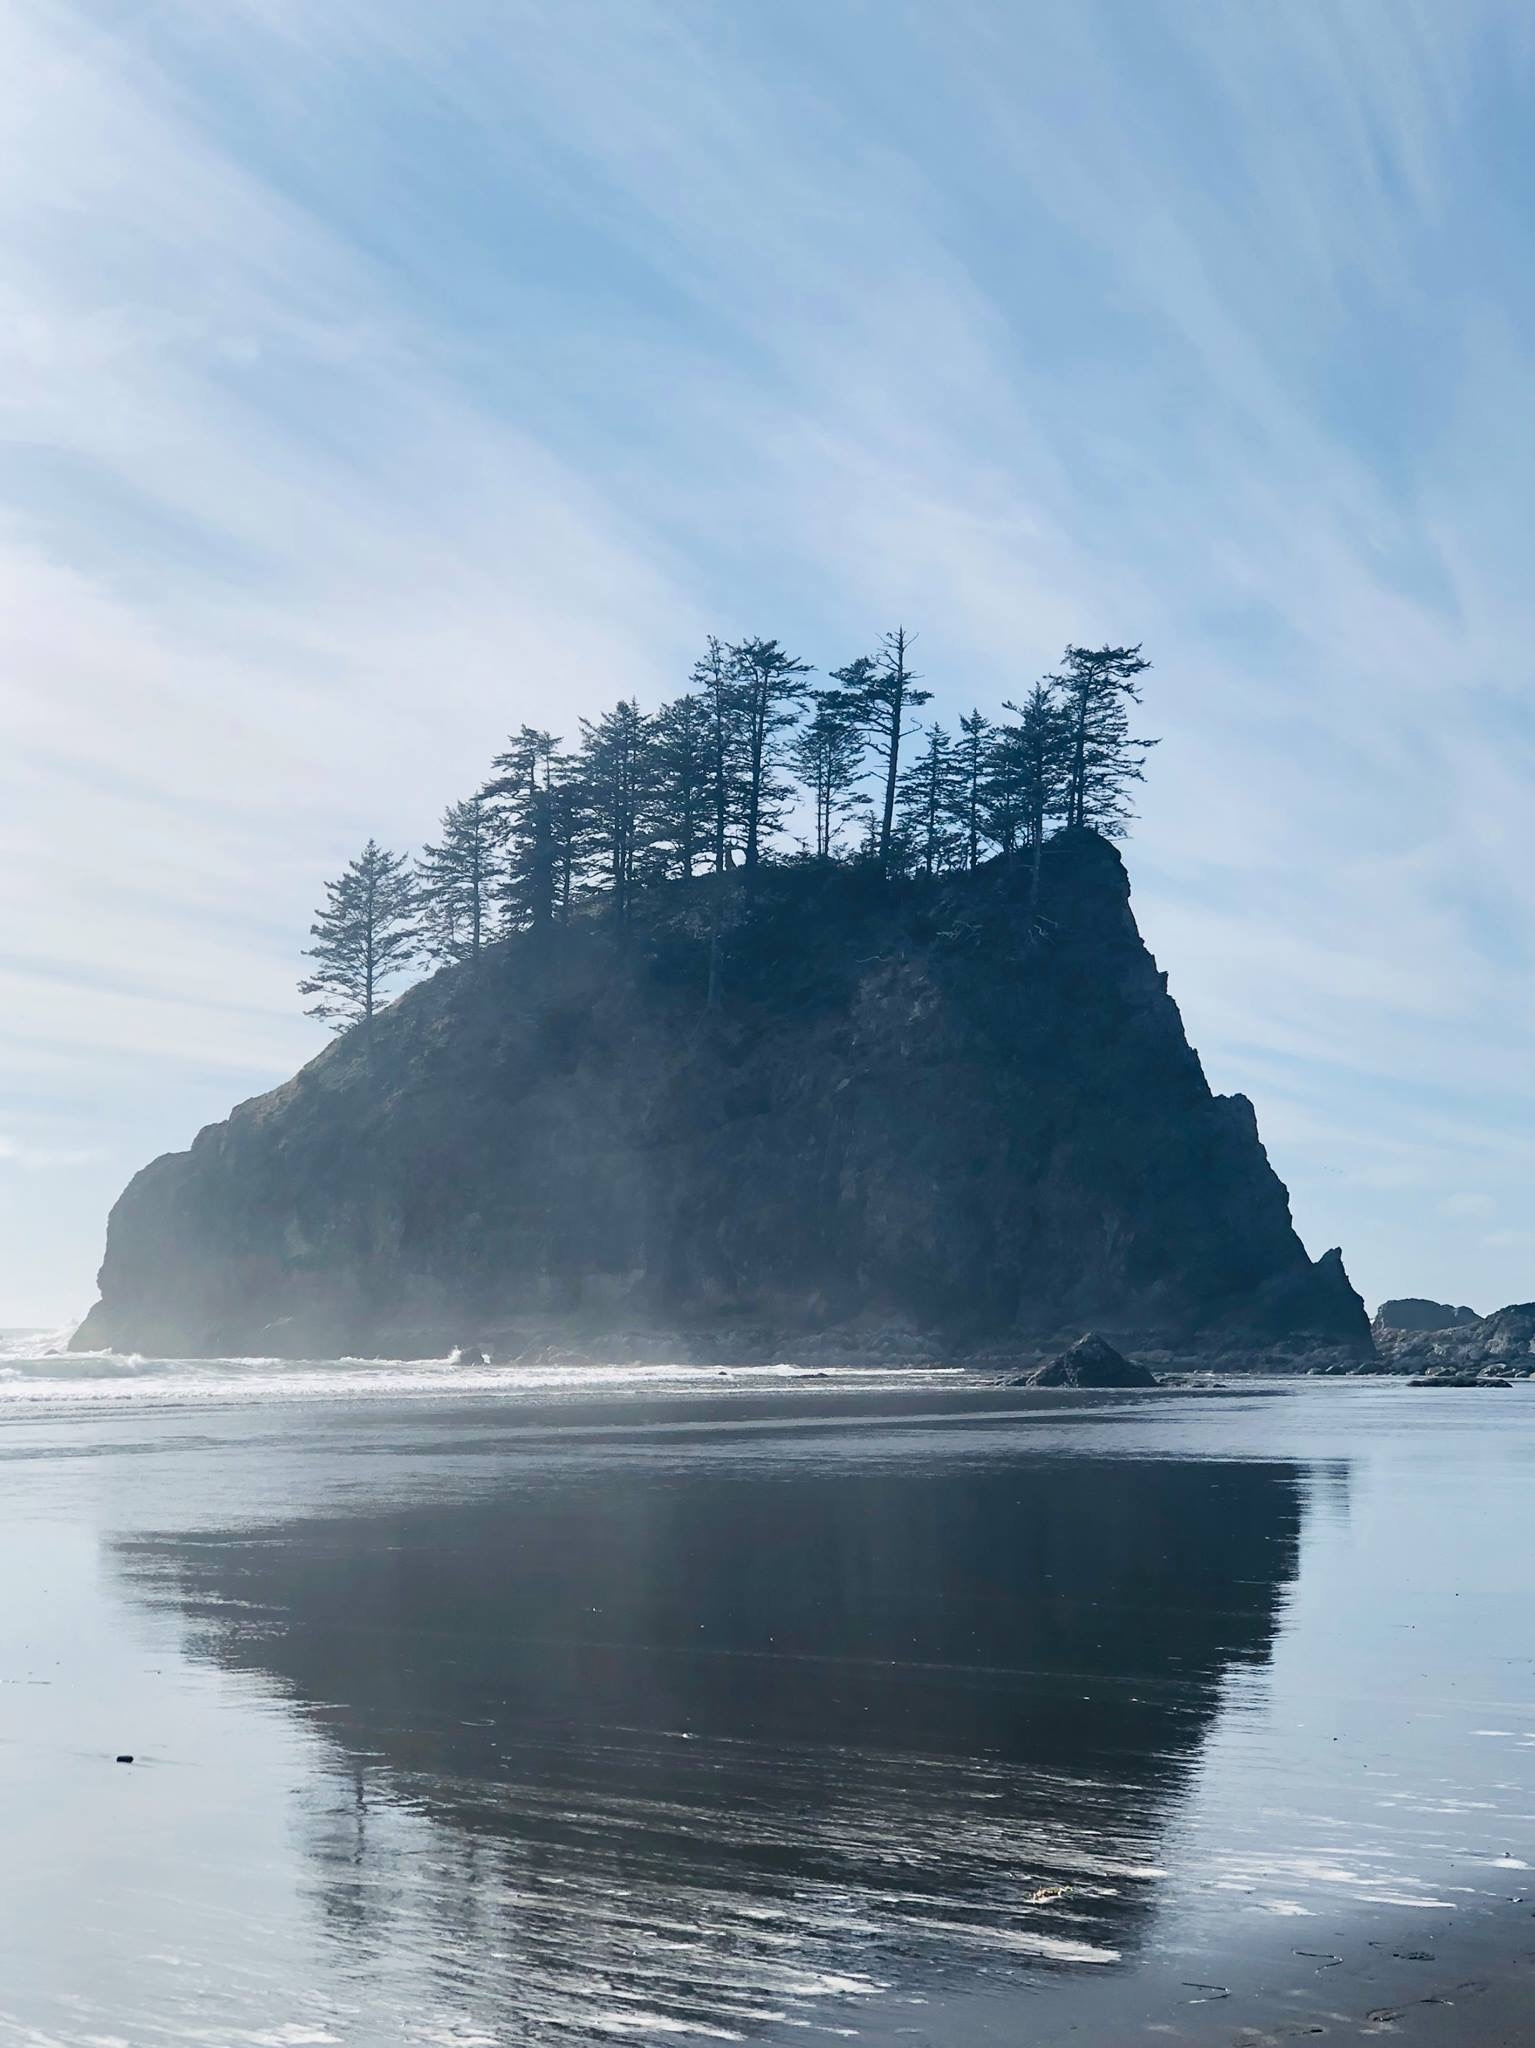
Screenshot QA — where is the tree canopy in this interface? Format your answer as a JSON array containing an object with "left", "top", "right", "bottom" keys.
[{"left": 300, "top": 635, "right": 1158, "bottom": 1039}]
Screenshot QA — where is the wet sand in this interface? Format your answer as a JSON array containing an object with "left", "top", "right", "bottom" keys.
[{"left": 0, "top": 1367, "right": 1531, "bottom": 2043}]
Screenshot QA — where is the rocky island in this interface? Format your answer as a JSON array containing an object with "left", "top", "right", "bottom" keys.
[
  {"left": 1373, "top": 1298, "right": 1535, "bottom": 1381},
  {"left": 72, "top": 833, "right": 1368, "bottom": 1366}
]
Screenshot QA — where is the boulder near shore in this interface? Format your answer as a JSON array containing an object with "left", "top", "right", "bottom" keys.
[{"left": 1012, "top": 1334, "right": 1159, "bottom": 1388}]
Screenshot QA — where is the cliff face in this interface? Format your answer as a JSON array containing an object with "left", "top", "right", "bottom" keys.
[
  {"left": 1372, "top": 1297, "right": 1479, "bottom": 1337},
  {"left": 72, "top": 833, "right": 1369, "bottom": 1362},
  {"left": 1374, "top": 1302, "right": 1535, "bottom": 1375}
]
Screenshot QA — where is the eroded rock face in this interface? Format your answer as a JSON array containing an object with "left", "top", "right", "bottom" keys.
[
  {"left": 1373, "top": 1298, "right": 1478, "bottom": 1335},
  {"left": 71, "top": 834, "right": 1371, "bottom": 1365},
  {"left": 1020, "top": 1334, "right": 1158, "bottom": 1388},
  {"left": 1381, "top": 1303, "right": 1535, "bottom": 1376}
]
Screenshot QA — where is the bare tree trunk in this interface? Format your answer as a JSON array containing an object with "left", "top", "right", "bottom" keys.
[
  {"left": 877, "top": 625, "right": 913, "bottom": 878},
  {"left": 878, "top": 694, "right": 901, "bottom": 876}
]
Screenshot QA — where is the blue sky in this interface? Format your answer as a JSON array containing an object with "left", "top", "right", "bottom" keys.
[{"left": 4, "top": 0, "right": 1535, "bottom": 1328}]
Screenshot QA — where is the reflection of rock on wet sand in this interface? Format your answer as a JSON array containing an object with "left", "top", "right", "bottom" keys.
[{"left": 118, "top": 1437, "right": 1304, "bottom": 2039}]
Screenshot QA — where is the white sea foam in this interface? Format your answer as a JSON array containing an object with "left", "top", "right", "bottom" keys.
[
  {"left": 0, "top": 1338, "right": 967, "bottom": 1409},
  {"left": 591, "top": 2016, "right": 744, "bottom": 2039}
]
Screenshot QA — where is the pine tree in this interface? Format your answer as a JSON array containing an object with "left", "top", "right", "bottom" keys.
[
  {"left": 576, "top": 699, "right": 650, "bottom": 921},
  {"left": 649, "top": 693, "right": 711, "bottom": 880},
  {"left": 839, "top": 628, "right": 931, "bottom": 878},
  {"left": 953, "top": 709, "right": 993, "bottom": 872},
  {"left": 550, "top": 775, "right": 581, "bottom": 925},
  {"left": 996, "top": 681, "right": 1074, "bottom": 909},
  {"left": 481, "top": 726, "right": 564, "bottom": 931},
  {"left": 979, "top": 728, "right": 1023, "bottom": 858},
  {"left": 729, "top": 638, "right": 814, "bottom": 874},
  {"left": 690, "top": 637, "right": 747, "bottom": 875},
  {"left": 299, "top": 839, "right": 418, "bottom": 1049},
  {"left": 788, "top": 688, "right": 868, "bottom": 859},
  {"left": 418, "top": 797, "right": 496, "bottom": 966},
  {"left": 1055, "top": 643, "right": 1156, "bottom": 834},
  {"left": 897, "top": 724, "right": 960, "bottom": 876}
]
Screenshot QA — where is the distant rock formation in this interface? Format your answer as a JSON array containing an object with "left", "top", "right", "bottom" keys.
[
  {"left": 1372, "top": 1298, "right": 1479, "bottom": 1336},
  {"left": 1016, "top": 1333, "right": 1158, "bottom": 1388},
  {"left": 71, "top": 834, "right": 1370, "bottom": 1365},
  {"left": 1378, "top": 1302, "right": 1535, "bottom": 1377}
]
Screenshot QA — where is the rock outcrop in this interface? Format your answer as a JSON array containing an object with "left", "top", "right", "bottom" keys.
[
  {"left": 1016, "top": 1333, "right": 1158, "bottom": 1388},
  {"left": 1372, "top": 1298, "right": 1478, "bottom": 1337},
  {"left": 1377, "top": 1302, "right": 1535, "bottom": 1377},
  {"left": 71, "top": 833, "right": 1370, "bottom": 1364}
]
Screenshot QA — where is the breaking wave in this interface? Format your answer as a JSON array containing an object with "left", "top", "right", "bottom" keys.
[{"left": 0, "top": 1329, "right": 965, "bottom": 1408}]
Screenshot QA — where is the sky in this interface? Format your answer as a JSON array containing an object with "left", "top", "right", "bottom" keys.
[{"left": 4, "top": 0, "right": 1535, "bottom": 1329}]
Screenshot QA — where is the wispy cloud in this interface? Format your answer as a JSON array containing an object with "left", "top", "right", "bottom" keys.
[
  {"left": 0, "top": 1133, "right": 103, "bottom": 1170},
  {"left": 3, "top": 0, "right": 1534, "bottom": 1318}
]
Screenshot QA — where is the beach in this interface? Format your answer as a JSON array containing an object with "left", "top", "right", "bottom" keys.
[{"left": 1, "top": 1354, "right": 1531, "bottom": 2044}]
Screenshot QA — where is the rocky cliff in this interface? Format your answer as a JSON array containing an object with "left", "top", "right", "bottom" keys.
[
  {"left": 72, "top": 832, "right": 1369, "bottom": 1363},
  {"left": 1373, "top": 1301, "right": 1535, "bottom": 1375},
  {"left": 1373, "top": 1297, "right": 1479, "bottom": 1336}
]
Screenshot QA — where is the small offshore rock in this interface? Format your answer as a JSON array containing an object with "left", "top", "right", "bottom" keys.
[
  {"left": 1019, "top": 1333, "right": 1158, "bottom": 1389},
  {"left": 115, "top": 1754, "right": 134, "bottom": 1764},
  {"left": 1408, "top": 1368, "right": 1510, "bottom": 1388}
]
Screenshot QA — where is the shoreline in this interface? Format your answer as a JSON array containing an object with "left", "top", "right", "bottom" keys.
[{"left": 57, "top": 1316, "right": 1373, "bottom": 1375}]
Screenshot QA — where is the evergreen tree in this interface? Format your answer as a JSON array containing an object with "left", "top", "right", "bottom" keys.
[
  {"left": 788, "top": 688, "right": 868, "bottom": 859},
  {"left": 952, "top": 709, "right": 993, "bottom": 872},
  {"left": 996, "top": 681, "right": 1074, "bottom": 908},
  {"left": 550, "top": 775, "right": 581, "bottom": 925},
  {"left": 481, "top": 726, "right": 564, "bottom": 931},
  {"left": 576, "top": 699, "right": 650, "bottom": 921},
  {"left": 1003, "top": 683, "right": 1073, "bottom": 851},
  {"left": 1055, "top": 643, "right": 1156, "bottom": 834},
  {"left": 729, "top": 637, "right": 814, "bottom": 873},
  {"left": 299, "top": 839, "right": 418, "bottom": 1048},
  {"left": 897, "top": 723, "right": 961, "bottom": 876},
  {"left": 839, "top": 628, "right": 931, "bottom": 878},
  {"left": 690, "top": 637, "right": 747, "bottom": 875},
  {"left": 417, "top": 797, "right": 496, "bottom": 966},
  {"left": 649, "top": 693, "right": 711, "bottom": 880},
  {"left": 979, "top": 727, "right": 1024, "bottom": 858}
]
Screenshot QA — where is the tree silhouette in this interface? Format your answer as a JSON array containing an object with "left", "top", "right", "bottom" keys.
[
  {"left": 840, "top": 629, "right": 931, "bottom": 878},
  {"left": 997, "top": 682, "right": 1074, "bottom": 909},
  {"left": 789, "top": 688, "right": 869, "bottom": 859},
  {"left": 649, "top": 693, "right": 712, "bottom": 880},
  {"left": 729, "top": 638, "right": 813, "bottom": 875},
  {"left": 418, "top": 798, "right": 496, "bottom": 967},
  {"left": 296, "top": 628, "right": 1159, "bottom": 1026},
  {"left": 897, "top": 723, "right": 960, "bottom": 876},
  {"left": 577, "top": 699, "right": 650, "bottom": 922},
  {"left": 1055, "top": 643, "right": 1155, "bottom": 835},
  {"left": 482, "top": 726, "right": 564, "bottom": 931},
  {"left": 690, "top": 637, "right": 747, "bottom": 875},
  {"left": 953, "top": 710, "right": 992, "bottom": 872},
  {"left": 300, "top": 840, "right": 418, "bottom": 1050}
]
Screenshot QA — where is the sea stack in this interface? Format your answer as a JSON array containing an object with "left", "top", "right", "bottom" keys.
[{"left": 71, "top": 833, "right": 1370, "bottom": 1366}]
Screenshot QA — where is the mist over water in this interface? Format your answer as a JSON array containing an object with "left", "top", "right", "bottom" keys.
[{"left": 1, "top": 1371, "right": 1533, "bottom": 2044}]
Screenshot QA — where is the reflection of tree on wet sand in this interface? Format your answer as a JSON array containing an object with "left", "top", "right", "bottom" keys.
[{"left": 118, "top": 1448, "right": 1304, "bottom": 2040}]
